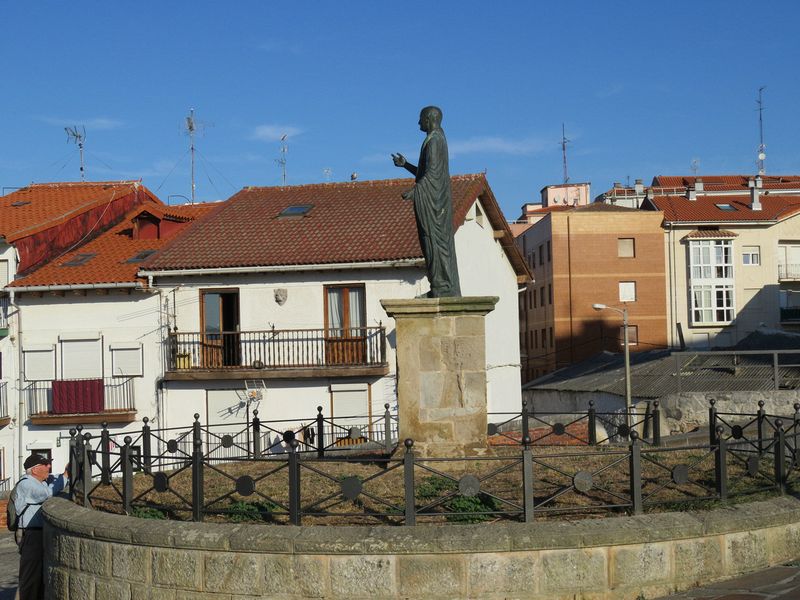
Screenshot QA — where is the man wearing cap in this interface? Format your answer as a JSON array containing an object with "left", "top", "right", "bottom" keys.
[{"left": 14, "top": 453, "right": 68, "bottom": 600}]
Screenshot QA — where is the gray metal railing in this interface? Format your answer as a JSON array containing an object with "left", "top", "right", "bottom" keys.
[
  {"left": 25, "top": 377, "right": 135, "bottom": 416},
  {"left": 167, "top": 326, "right": 387, "bottom": 371},
  {"left": 0, "top": 381, "right": 7, "bottom": 419},
  {"left": 778, "top": 263, "right": 800, "bottom": 279}
]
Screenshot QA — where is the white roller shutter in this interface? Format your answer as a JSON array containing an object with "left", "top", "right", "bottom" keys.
[
  {"left": 110, "top": 343, "right": 143, "bottom": 377},
  {"left": 24, "top": 345, "right": 55, "bottom": 381},
  {"left": 61, "top": 338, "right": 102, "bottom": 379},
  {"left": 0, "top": 260, "right": 8, "bottom": 286}
]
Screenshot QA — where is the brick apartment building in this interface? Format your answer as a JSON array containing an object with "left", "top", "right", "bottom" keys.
[{"left": 516, "top": 203, "right": 668, "bottom": 383}]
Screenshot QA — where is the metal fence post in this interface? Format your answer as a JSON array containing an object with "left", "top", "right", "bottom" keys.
[
  {"left": 288, "top": 439, "right": 301, "bottom": 525},
  {"left": 316, "top": 406, "right": 325, "bottom": 458},
  {"left": 708, "top": 399, "right": 717, "bottom": 448},
  {"left": 252, "top": 410, "right": 261, "bottom": 458},
  {"left": 121, "top": 436, "right": 134, "bottom": 514},
  {"left": 714, "top": 425, "right": 728, "bottom": 501},
  {"left": 142, "top": 417, "right": 152, "bottom": 475},
  {"left": 588, "top": 400, "right": 597, "bottom": 446},
  {"left": 774, "top": 419, "right": 786, "bottom": 495},
  {"left": 629, "top": 431, "right": 642, "bottom": 515},
  {"left": 757, "top": 400, "right": 766, "bottom": 455},
  {"left": 191, "top": 437, "right": 204, "bottom": 522},
  {"left": 522, "top": 436, "right": 535, "bottom": 523},
  {"left": 383, "top": 403, "right": 392, "bottom": 453},
  {"left": 68, "top": 428, "right": 78, "bottom": 500},
  {"left": 100, "top": 422, "right": 111, "bottom": 485},
  {"left": 193, "top": 413, "right": 202, "bottom": 448},
  {"left": 521, "top": 399, "right": 530, "bottom": 443},
  {"left": 403, "top": 439, "right": 416, "bottom": 526},
  {"left": 651, "top": 401, "right": 662, "bottom": 447},
  {"left": 773, "top": 352, "right": 780, "bottom": 391},
  {"left": 82, "top": 433, "right": 93, "bottom": 508}
]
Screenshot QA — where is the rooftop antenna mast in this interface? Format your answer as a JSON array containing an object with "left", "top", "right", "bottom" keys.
[
  {"left": 690, "top": 158, "right": 700, "bottom": 176},
  {"left": 276, "top": 134, "right": 288, "bottom": 185},
  {"left": 560, "top": 123, "right": 570, "bottom": 184},
  {"left": 65, "top": 126, "right": 86, "bottom": 181},
  {"left": 185, "top": 108, "right": 197, "bottom": 204},
  {"left": 756, "top": 86, "right": 766, "bottom": 175}
]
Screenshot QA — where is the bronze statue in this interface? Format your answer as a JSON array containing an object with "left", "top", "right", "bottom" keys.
[{"left": 392, "top": 106, "right": 462, "bottom": 298}]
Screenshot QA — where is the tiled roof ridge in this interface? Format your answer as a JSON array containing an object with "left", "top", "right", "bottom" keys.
[
  {"left": 241, "top": 172, "right": 485, "bottom": 192},
  {"left": 18, "top": 180, "right": 141, "bottom": 190}
]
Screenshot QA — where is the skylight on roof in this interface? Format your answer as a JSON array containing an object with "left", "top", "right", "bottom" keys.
[
  {"left": 715, "top": 204, "right": 737, "bottom": 211},
  {"left": 11, "top": 200, "right": 31, "bottom": 207},
  {"left": 278, "top": 204, "right": 313, "bottom": 218},
  {"left": 62, "top": 253, "right": 96, "bottom": 267},
  {"left": 126, "top": 250, "right": 157, "bottom": 263}
]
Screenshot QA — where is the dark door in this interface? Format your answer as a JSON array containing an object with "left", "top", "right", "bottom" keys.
[{"left": 201, "top": 290, "right": 240, "bottom": 368}]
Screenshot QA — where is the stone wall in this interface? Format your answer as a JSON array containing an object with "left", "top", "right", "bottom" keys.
[{"left": 43, "top": 495, "right": 800, "bottom": 600}]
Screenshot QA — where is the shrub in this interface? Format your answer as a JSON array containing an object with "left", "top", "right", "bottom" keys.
[
  {"left": 131, "top": 506, "right": 166, "bottom": 520},
  {"left": 227, "top": 499, "right": 279, "bottom": 523},
  {"left": 446, "top": 493, "right": 499, "bottom": 523},
  {"left": 416, "top": 475, "right": 456, "bottom": 500}
]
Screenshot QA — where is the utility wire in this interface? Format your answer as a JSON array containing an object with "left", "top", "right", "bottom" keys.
[
  {"left": 155, "top": 149, "right": 191, "bottom": 192},
  {"left": 196, "top": 149, "right": 238, "bottom": 191}
]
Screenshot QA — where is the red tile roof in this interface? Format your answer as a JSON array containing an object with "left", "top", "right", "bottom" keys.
[
  {"left": 652, "top": 175, "right": 800, "bottom": 191},
  {"left": 10, "top": 203, "right": 216, "bottom": 288},
  {"left": 0, "top": 181, "right": 151, "bottom": 242},
  {"left": 143, "top": 174, "right": 530, "bottom": 280},
  {"left": 683, "top": 229, "right": 738, "bottom": 239},
  {"left": 647, "top": 193, "right": 800, "bottom": 223}
]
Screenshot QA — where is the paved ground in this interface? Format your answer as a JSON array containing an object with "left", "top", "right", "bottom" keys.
[
  {"left": 656, "top": 564, "right": 800, "bottom": 599},
  {"left": 0, "top": 533, "right": 18, "bottom": 600}
]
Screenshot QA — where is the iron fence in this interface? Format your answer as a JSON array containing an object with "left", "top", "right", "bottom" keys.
[
  {"left": 167, "top": 326, "right": 387, "bottom": 371},
  {"left": 68, "top": 405, "right": 800, "bottom": 525}
]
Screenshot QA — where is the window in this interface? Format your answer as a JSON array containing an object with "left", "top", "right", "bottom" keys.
[
  {"left": 533, "top": 288, "right": 537, "bottom": 309},
  {"left": 689, "top": 240, "right": 735, "bottom": 324},
  {"left": 618, "top": 238, "right": 635, "bottom": 258},
  {"left": 126, "top": 250, "right": 157, "bottom": 263},
  {"left": 60, "top": 335, "right": 102, "bottom": 379},
  {"left": 549, "top": 327, "right": 554, "bottom": 348},
  {"left": 715, "top": 204, "right": 737, "bottom": 212},
  {"left": 547, "top": 241, "right": 552, "bottom": 262},
  {"left": 541, "top": 328, "right": 546, "bottom": 348},
  {"left": 325, "top": 284, "right": 367, "bottom": 366},
  {"left": 548, "top": 284, "right": 552, "bottom": 305},
  {"left": 23, "top": 344, "right": 55, "bottom": 381},
  {"left": 278, "top": 204, "right": 313, "bottom": 217},
  {"left": 540, "top": 287, "right": 545, "bottom": 306},
  {"left": 110, "top": 343, "right": 143, "bottom": 377},
  {"left": 534, "top": 329, "right": 538, "bottom": 348},
  {"left": 620, "top": 325, "right": 639, "bottom": 346},
  {"left": 539, "top": 245, "right": 544, "bottom": 266},
  {"left": 742, "top": 246, "right": 760, "bottom": 266},
  {"left": 530, "top": 252, "right": 535, "bottom": 269},
  {"left": 619, "top": 281, "right": 637, "bottom": 303},
  {"left": 62, "top": 253, "right": 96, "bottom": 267}
]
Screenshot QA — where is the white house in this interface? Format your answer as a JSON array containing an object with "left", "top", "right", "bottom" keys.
[{"left": 139, "top": 174, "right": 530, "bottom": 439}]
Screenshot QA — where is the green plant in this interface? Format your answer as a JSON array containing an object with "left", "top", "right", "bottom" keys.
[
  {"left": 446, "top": 493, "right": 500, "bottom": 523},
  {"left": 416, "top": 475, "right": 456, "bottom": 500},
  {"left": 227, "top": 499, "right": 279, "bottom": 523},
  {"left": 131, "top": 506, "right": 166, "bottom": 520}
]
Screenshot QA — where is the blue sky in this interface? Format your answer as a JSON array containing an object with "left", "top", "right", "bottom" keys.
[{"left": 2, "top": 1, "right": 799, "bottom": 220}]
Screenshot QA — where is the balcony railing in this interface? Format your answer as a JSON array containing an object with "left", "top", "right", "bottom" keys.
[
  {"left": 781, "top": 307, "right": 800, "bottom": 323},
  {"left": 0, "top": 381, "right": 8, "bottom": 420},
  {"left": 778, "top": 263, "right": 800, "bottom": 279},
  {"left": 167, "top": 327, "right": 387, "bottom": 372},
  {"left": 0, "top": 295, "right": 8, "bottom": 329},
  {"left": 26, "top": 377, "right": 135, "bottom": 417}
]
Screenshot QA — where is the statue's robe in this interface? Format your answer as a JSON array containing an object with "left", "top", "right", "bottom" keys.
[{"left": 413, "top": 128, "right": 461, "bottom": 297}]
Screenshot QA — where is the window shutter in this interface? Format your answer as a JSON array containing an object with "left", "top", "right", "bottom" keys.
[
  {"left": 0, "top": 260, "right": 8, "bottom": 286},
  {"left": 110, "top": 344, "right": 143, "bottom": 377},
  {"left": 24, "top": 345, "right": 55, "bottom": 381},
  {"left": 61, "top": 339, "right": 102, "bottom": 379}
]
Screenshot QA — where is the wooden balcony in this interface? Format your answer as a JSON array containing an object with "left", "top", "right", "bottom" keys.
[
  {"left": 165, "top": 327, "right": 389, "bottom": 380},
  {"left": 26, "top": 377, "right": 136, "bottom": 425}
]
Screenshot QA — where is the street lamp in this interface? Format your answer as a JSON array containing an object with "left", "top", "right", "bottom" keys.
[{"left": 592, "top": 303, "right": 632, "bottom": 427}]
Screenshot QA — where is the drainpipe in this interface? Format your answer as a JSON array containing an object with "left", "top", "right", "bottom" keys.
[{"left": 11, "top": 288, "right": 24, "bottom": 479}]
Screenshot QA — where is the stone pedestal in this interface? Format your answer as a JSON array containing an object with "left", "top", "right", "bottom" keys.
[{"left": 381, "top": 296, "right": 498, "bottom": 457}]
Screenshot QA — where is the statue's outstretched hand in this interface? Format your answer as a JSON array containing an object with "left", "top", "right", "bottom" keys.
[{"left": 392, "top": 153, "right": 406, "bottom": 167}]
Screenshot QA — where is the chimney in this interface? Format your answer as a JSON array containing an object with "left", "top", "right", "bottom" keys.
[
  {"left": 750, "top": 177, "right": 762, "bottom": 211},
  {"left": 613, "top": 182, "right": 622, "bottom": 189},
  {"left": 634, "top": 179, "right": 644, "bottom": 195},
  {"left": 686, "top": 186, "right": 697, "bottom": 201},
  {"left": 695, "top": 177, "right": 704, "bottom": 192},
  {"left": 645, "top": 188, "right": 655, "bottom": 201}
]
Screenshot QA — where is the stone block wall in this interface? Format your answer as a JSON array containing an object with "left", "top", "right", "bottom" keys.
[{"left": 43, "top": 495, "right": 800, "bottom": 599}]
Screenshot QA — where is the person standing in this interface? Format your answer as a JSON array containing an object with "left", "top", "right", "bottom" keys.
[
  {"left": 392, "top": 106, "right": 462, "bottom": 298},
  {"left": 14, "top": 454, "right": 68, "bottom": 600}
]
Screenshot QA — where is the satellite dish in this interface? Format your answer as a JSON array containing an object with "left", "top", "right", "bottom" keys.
[{"left": 758, "top": 152, "right": 766, "bottom": 161}]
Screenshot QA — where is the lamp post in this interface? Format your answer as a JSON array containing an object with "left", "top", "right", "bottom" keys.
[{"left": 592, "top": 303, "right": 632, "bottom": 427}]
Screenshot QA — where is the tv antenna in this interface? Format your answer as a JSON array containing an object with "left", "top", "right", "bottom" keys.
[
  {"left": 323, "top": 167, "right": 332, "bottom": 182},
  {"left": 756, "top": 87, "right": 766, "bottom": 175},
  {"left": 690, "top": 158, "right": 700, "bottom": 176},
  {"left": 185, "top": 108, "right": 198, "bottom": 204},
  {"left": 560, "top": 123, "right": 570, "bottom": 184},
  {"left": 275, "top": 134, "right": 288, "bottom": 186},
  {"left": 65, "top": 126, "right": 86, "bottom": 181}
]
